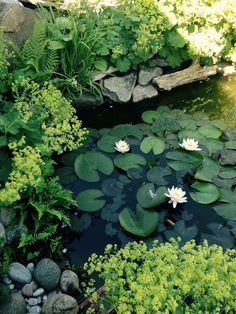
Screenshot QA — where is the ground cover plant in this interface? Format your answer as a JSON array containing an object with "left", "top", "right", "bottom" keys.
[
  {"left": 58, "top": 106, "right": 236, "bottom": 249},
  {"left": 0, "top": 33, "right": 88, "bottom": 265},
  {"left": 84, "top": 239, "right": 236, "bottom": 313},
  {"left": 94, "top": 0, "right": 236, "bottom": 72}
]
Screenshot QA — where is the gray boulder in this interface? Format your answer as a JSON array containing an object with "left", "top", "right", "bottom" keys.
[
  {"left": 0, "top": 0, "right": 40, "bottom": 47},
  {"left": 60, "top": 270, "right": 79, "bottom": 295},
  {"left": 0, "top": 207, "right": 15, "bottom": 227},
  {"left": 102, "top": 73, "right": 137, "bottom": 103},
  {"left": 42, "top": 294, "right": 78, "bottom": 314},
  {"left": 132, "top": 84, "right": 158, "bottom": 103},
  {"left": 138, "top": 65, "right": 163, "bottom": 86},
  {"left": 0, "top": 222, "right": 6, "bottom": 248},
  {"left": 0, "top": 292, "right": 26, "bottom": 314},
  {"left": 8, "top": 262, "right": 32, "bottom": 284},
  {"left": 6, "top": 224, "right": 28, "bottom": 244},
  {"left": 33, "top": 258, "right": 61, "bottom": 291}
]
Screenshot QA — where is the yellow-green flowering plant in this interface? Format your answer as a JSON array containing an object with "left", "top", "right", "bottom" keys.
[{"left": 84, "top": 239, "right": 236, "bottom": 313}]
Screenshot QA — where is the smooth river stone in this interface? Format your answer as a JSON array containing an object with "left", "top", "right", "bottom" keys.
[{"left": 8, "top": 262, "right": 32, "bottom": 284}]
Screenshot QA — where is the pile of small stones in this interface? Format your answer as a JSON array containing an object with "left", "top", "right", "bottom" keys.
[{"left": 0, "top": 258, "right": 80, "bottom": 314}]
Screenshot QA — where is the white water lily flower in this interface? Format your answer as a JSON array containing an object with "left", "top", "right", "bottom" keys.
[
  {"left": 115, "top": 140, "right": 130, "bottom": 153},
  {"left": 179, "top": 138, "right": 201, "bottom": 151},
  {"left": 165, "top": 186, "right": 187, "bottom": 208}
]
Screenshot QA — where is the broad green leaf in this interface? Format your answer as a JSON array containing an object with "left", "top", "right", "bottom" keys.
[
  {"left": 194, "top": 156, "right": 220, "bottom": 182},
  {"left": 114, "top": 153, "right": 146, "bottom": 171},
  {"left": 119, "top": 206, "right": 159, "bottom": 237},
  {"left": 190, "top": 182, "right": 221, "bottom": 204},
  {"left": 94, "top": 58, "right": 108, "bottom": 72},
  {"left": 219, "top": 169, "right": 236, "bottom": 179},
  {"left": 0, "top": 136, "right": 7, "bottom": 147},
  {"left": 198, "top": 125, "right": 222, "bottom": 139},
  {"left": 74, "top": 152, "right": 113, "bottom": 182},
  {"left": 178, "top": 120, "right": 197, "bottom": 130},
  {"left": 97, "top": 135, "right": 120, "bottom": 153},
  {"left": 213, "top": 204, "right": 236, "bottom": 221},
  {"left": 210, "top": 120, "right": 227, "bottom": 131},
  {"left": 219, "top": 188, "right": 236, "bottom": 204},
  {"left": 200, "top": 138, "right": 224, "bottom": 155},
  {"left": 141, "top": 110, "right": 160, "bottom": 124},
  {"left": 166, "top": 150, "right": 203, "bottom": 171},
  {"left": 225, "top": 141, "right": 236, "bottom": 150},
  {"left": 146, "top": 167, "right": 172, "bottom": 185},
  {"left": 219, "top": 150, "right": 236, "bottom": 165},
  {"left": 140, "top": 136, "right": 165, "bottom": 155},
  {"left": 178, "top": 129, "right": 204, "bottom": 142},
  {"left": 76, "top": 189, "right": 105, "bottom": 212},
  {"left": 137, "top": 183, "right": 166, "bottom": 208},
  {"left": 151, "top": 118, "right": 181, "bottom": 135},
  {"left": 111, "top": 124, "right": 143, "bottom": 140}
]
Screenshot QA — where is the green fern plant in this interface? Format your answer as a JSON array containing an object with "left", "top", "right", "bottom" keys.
[
  {"left": 0, "top": 246, "right": 12, "bottom": 278},
  {"left": 19, "top": 20, "right": 58, "bottom": 80}
]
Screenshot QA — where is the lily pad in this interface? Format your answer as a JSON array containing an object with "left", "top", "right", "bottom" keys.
[
  {"left": 166, "top": 150, "right": 203, "bottom": 171},
  {"left": 146, "top": 167, "right": 172, "bottom": 185},
  {"left": 56, "top": 166, "right": 77, "bottom": 185},
  {"left": 194, "top": 156, "right": 220, "bottom": 182},
  {"left": 225, "top": 141, "right": 236, "bottom": 150},
  {"left": 219, "top": 150, "right": 236, "bottom": 165},
  {"left": 71, "top": 213, "right": 92, "bottom": 232},
  {"left": 119, "top": 206, "right": 159, "bottom": 237},
  {"left": 141, "top": 110, "right": 160, "bottom": 124},
  {"left": 190, "top": 182, "right": 221, "bottom": 204},
  {"left": 74, "top": 151, "right": 114, "bottom": 182},
  {"left": 97, "top": 135, "right": 120, "bottom": 153},
  {"left": 140, "top": 136, "right": 165, "bottom": 155},
  {"left": 178, "top": 129, "right": 204, "bottom": 142},
  {"left": 219, "top": 168, "right": 236, "bottom": 179},
  {"left": 198, "top": 125, "right": 222, "bottom": 139},
  {"left": 101, "top": 178, "right": 122, "bottom": 196},
  {"left": 111, "top": 124, "right": 143, "bottom": 140},
  {"left": 137, "top": 183, "right": 166, "bottom": 208},
  {"left": 76, "top": 189, "right": 106, "bottom": 212},
  {"left": 213, "top": 204, "right": 236, "bottom": 221},
  {"left": 200, "top": 138, "right": 224, "bottom": 155},
  {"left": 114, "top": 153, "right": 146, "bottom": 171},
  {"left": 151, "top": 118, "right": 181, "bottom": 135}
]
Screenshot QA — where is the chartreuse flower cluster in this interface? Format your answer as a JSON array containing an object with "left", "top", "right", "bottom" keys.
[
  {"left": 14, "top": 79, "right": 88, "bottom": 154},
  {"left": 0, "top": 146, "right": 44, "bottom": 204},
  {"left": 84, "top": 239, "right": 236, "bottom": 313}
]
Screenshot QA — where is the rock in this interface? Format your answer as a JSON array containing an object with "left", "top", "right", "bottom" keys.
[
  {"left": 60, "top": 270, "right": 79, "bottom": 295},
  {"left": 2, "top": 276, "right": 12, "bottom": 285},
  {"left": 8, "top": 262, "right": 32, "bottom": 284},
  {"left": 34, "top": 258, "right": 61, "bottom": 291},
  {"left": 42, "top": 294, "right": 78, "bottom": 314},
  {"left": 22, "top": 283, "right": 34, "bottom": 297},
  {"left": 27, "top": 262, "right": 35, "bottom": 272},
  {"left": 6, "top": 224, "right": 28, "bottom": 244},
  {"left": 33, "top": 288, "right": 45, "bottom": 297},
  {"left": 0, "top": 292, "right": 26, "bottom": 314},
  {"left": 28, "top": 298, "right": 38, "bottom": 306},
  {"left": 31, "top": 280, "right": 38, "bottom": 291},
  {"left": 0, "top": 223, "right": 6, "bottom": 248},
  {"left": 132, "top": 84, "right": 158, "bottom": 103},
  {"left": 138, "top": 65, "right": 163, "bottom": 86},
  {"left": 102, "top": 73, "right": 137, "bottom": 103},
  {"left": 29, "top": 305, "right": 42, "bottom": 313},
  {"left": 154, "top": 58, "right": 169, "bottom": 67},
  {"left": 0, "top": 0, "right": 40, "bottom": 47},
  {"left": 0, "top": 207, "right": 15, "bottom": 227}
]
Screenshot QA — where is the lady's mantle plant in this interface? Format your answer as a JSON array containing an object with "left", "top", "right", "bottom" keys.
[{"left": 84, "top": 239, "right": 236, "bottom": 313}]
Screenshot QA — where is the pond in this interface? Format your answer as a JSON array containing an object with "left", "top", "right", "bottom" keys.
[{"left": 60, "top": 74, "right": 236, "bottom": 268}]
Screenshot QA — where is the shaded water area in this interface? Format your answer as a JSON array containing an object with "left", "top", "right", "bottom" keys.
[
  {"left": 78, "top": 75, "right": 236, "bottom": 128},
  {"left": 64, "top": 74, "right": 236, "bottom": 268}
]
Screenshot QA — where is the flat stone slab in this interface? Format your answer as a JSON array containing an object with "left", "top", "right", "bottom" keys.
[
  {"left": 132, "top": 84, "right": 158, "bottom": 103},
  {"left": 138, "top": 65, "right": 163, "bottom": 86},
  {"left": 102, "top": 73, "right": 137, "bottom": 103}
]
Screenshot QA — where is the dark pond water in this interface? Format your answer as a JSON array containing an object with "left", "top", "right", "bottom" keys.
[
  {"left": 63, "top": 74, "right": 236, "bottom": 268},
  {"left": 78, "top": 75, "right": 236, "bottom": 128}
]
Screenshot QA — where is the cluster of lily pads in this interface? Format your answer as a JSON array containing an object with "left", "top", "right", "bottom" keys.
[{"left": 57, "top": 106, "right": 236, "bottom": 248}]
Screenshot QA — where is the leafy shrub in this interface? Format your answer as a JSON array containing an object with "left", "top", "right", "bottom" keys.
[
  {"left": 96, "top": 0, "right": 236, "bottom": 71},
  {"left": 0, "top": 77, "right": 87, "bottom": 258},
  {"left": 85, "top": 239, "right": 236, "bottom": 313}
]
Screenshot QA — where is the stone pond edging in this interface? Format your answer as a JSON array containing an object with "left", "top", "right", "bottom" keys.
[{"left": 0, "top": 258, "right": 80, "bottom": 314}]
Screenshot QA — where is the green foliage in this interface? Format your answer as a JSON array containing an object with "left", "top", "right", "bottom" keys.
[
  {"left": 84, "top": 239, "right": 236, "bottom": 313},
  {"left": 0, "top": 30, "right": 11, "bottom": 93},
  {"left": 0, "top": 283, "right": 10, "bottom": 304},
  {"left": 94, "top": 0, "right": 236, "bottom": 71}
]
